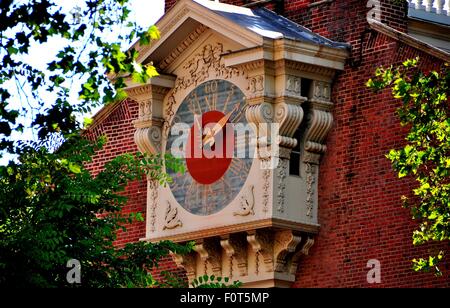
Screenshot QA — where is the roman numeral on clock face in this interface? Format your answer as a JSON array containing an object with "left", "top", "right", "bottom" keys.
[{"left": 204, "top": 80, "right": 218, "bottom": 111}]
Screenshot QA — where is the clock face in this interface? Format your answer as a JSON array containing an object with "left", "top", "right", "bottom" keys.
[{"left": 166, "top": 79, "right": 253, "bottom": 216}]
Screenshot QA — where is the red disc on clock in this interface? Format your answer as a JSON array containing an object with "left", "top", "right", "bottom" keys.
[{"left": 186, "top": 111, "right": 234, "bottom": 185}]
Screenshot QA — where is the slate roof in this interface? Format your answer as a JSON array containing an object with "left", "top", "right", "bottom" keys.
[{"left": 194, "top": 0, "right": 349, "bottom": 49}]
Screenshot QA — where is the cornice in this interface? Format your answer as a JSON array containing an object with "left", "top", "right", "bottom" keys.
[
  {"left": 142, "top": 218, "right": 320, "bottom": 243},
  {"left": 284, "top": 60, "right": 336, "bottom": 79},
  {"left": 158, "top": 24, "right": 209, "bottom": 71},
  {"left": 368, "top": 19, "right": 450, "bottom": 63},
  {"left": 87, "top": 99, "right": 127, "bottom": 131},
  {"left": 273, "top": 39, "right": 349, "bottom": 71}
]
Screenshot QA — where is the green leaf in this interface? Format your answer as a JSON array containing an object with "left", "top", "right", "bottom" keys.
[
  {"left": 428, "top": 212, "right": 438, "bottom": 220},
  {"left": 83, "top": 117, "right": 93, "bottom": 128},
  {"left": 145, "top": 65, "right": 159, "bottom": 78},
  {"left": 131, "top": 72, "right": 144, "bottom": 84},
  {"left": 7, "top": 46, "right": 19, "bottom": 55},
  {"left": 68, "top": 162, "right": 81, "bottom": 174},
  {"left": 368, "top": 58, "right": 450, "bottom": 277},
  {"left": 147, "top": 25, "right": 160, "bottom": 40}
]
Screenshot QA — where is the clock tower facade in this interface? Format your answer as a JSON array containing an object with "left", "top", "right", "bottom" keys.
[{"left": 124, "top": 0, "right": 347, "bottom": 287}]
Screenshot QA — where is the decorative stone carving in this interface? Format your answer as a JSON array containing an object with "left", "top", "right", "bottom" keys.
[
  {"left": 130, "top": 84, "right": 171, "bottom": 125},
  {"left": 275, "top": 102, "right": 304, "bottom": 151},
  {"left": 163, "top": 202, "right": 183, "bottom": 230},
  {"left": 246, "top": 102, "right": 274, "bottom": 125},
  {"left": 285, "top": 75, "right": 302, "bottom": 97},
  {"left": 291, "top": 80, "right": 333, "bottom": 224},
  {"left": 301, "top": 237, "right": 315, "bottom": 255},
  {"left": 275, "top": 103, "right": 304, "bottom": 140},
  {"left": 127, "top": 84, "right": 152, "bottom": 104},
  {"left": 171, "top": 229, "right": 317, "bottom": 288},
  {"left": 134, "top": 123, "right": 163, "bottom": 155},
  {"left": 233, "top": 185, "right": 255, "bottom": 217},
  {"left": 194, "top": 238, "right": 222, "bottom": 277},
  {"left": 303, "top": 108, "right": 333, "bottom": 157},
  {"left": 276, "top": 159, "right": 288, "bottom": 213},
  {"left": 289, "top": 237, "right": 315, "bottom": 276},
  {"left": 262, "top": 167, "right": 271, "bottom": 213},
  {"left": 246, "top": 102, "right": 275, "bottom": 160},
  {"left": 220, "top": 234, "right": 248, "bottom": 278},
  {"left": 247, "top": 230, "right": 274, "bottom": 273},
  {"left": 305, "top": 163, "right": 316, "bottom": 219},
  {"left": 303, "top": 80, "right": 334, "bottom": 164},
  {"left": 159, "top": 24, "right": 208, "bottom": 70},
  {"left": 274, "top": 231, "right": 302, "bottom": 272},
  {"left": 138, "top": 99, "right": 152, "bottom": 122},
  {"left": 285, "top": 61, "right": 336, "bottom": 79},
  {"left": 236, "top": 59, "right": 265, "bottom": 73},
  {"left": 148, "top": 179, "right": 159, "bottom": 233},
  {"left": 173, "top": 43, "right": 243, "bottom": 94},
  {"left": 247, "top": 75, "right": 264, "bottom": 95},
  {"left": 312, "top": 80, "right": 331, "bottom": 102},
  {"left": 172, "top": 251, "right": 197, "bottom": 281},
  {"left": 163, "top": 94, "right": 177, "bottom": 139},
  {"left": 129, "top": 77, "right": 174, "bottom": 156}
]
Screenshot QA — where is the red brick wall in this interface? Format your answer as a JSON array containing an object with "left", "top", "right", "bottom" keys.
[
  {"left": 84, "top": 100, "right": 147, "bottom": 246},
  {"left": 272, "top": 0, "right": 448, "bottom": 288},
  {"left": 294, "top": 34, "right": 449, "bottom": 288}
]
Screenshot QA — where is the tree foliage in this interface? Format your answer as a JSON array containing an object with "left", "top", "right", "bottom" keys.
[
  {"left": 367, "top": 59, "right": 450, "bottom": 275},
  {"left": 0, "top": 0, "right": 195, "bottom": 288},
  {"left": 191, "top": 275, "right": 243, "bottom": 288},
  {"left": 0, "top": 0, "right": 159, "bottom": 152},
  {"left": 158, "top": 272, "right": 243, "bottom": 288},
  {"left": 0, "top": 135, "right": 190, "bottom": 287}
]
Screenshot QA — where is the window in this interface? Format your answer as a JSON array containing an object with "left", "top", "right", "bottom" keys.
[{"left": 289, "top": 127, "right": 302, "bottom": 176}]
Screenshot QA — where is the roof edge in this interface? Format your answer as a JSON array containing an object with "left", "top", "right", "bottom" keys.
[
  {"left": 85, "top": 99, "right": 128, "bottom": 132},
  {"left": 368, "top": 19, "right": 450, "bottom": 63}
]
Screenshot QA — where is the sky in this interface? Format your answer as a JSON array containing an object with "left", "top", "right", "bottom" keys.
[
  {"left": 130, "top": 0, "right": 165, "bottom": 29},
  {"left": 0, "top": 0, "right": 166, "bottom": 165}
]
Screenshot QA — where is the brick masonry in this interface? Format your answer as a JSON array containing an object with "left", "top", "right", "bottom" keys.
[
  {"left": 84, "top": 0, "right": 449, "bottom": 287},
  {"left": 294, "top": 35, "right": 448, "bottom": 288},
  {"left": 84, "top": 100, "right": 146, "bottom": 246}
]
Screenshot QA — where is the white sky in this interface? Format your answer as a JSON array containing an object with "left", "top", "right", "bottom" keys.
[
  {"left": 1, "top": 0, "right": 165, "bottom": 165},
  {"left": 131, "top": 0, "right": 165, "bottom": 29}
]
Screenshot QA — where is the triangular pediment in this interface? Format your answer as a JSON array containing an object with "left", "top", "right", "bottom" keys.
[
  {"left": 135, "top": 0, "right": 262, "bottom": 71},
  {"left": 134, "top": 0, "right": 349, "bottom": 74}
]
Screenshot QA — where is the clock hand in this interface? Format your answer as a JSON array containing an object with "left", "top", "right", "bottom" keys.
[
  {"left": 202, "top": 104, "right": 239, "bottom": 147},
  {"left": 215, "top": 104, "right": 239, "bottom": 134}
]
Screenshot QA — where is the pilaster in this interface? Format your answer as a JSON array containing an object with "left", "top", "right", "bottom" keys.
[{"left": 126, "top": 75, "right": 176, "bottom": 155}]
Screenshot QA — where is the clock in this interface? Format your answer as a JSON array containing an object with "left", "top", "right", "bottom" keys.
[{"left": 166, "top": 79, "right": 253, "bottom": 216}]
